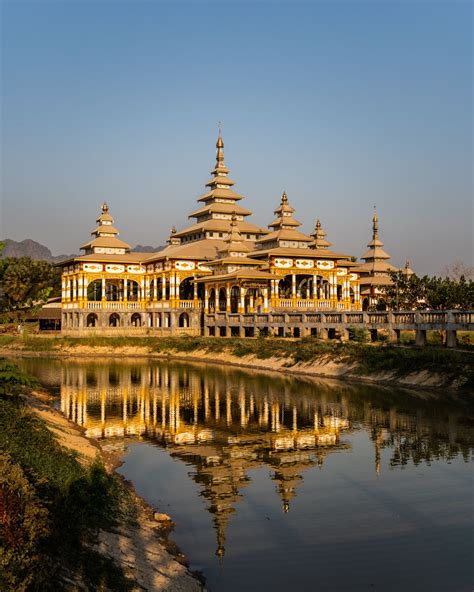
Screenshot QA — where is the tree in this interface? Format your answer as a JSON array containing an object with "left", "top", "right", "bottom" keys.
[{"left": 0, "top": 257, "right": 61, "bottom": 317}]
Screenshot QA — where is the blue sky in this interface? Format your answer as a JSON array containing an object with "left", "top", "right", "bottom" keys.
[{"left": 1, "top": 0, "right": 472, "bottom": 274}]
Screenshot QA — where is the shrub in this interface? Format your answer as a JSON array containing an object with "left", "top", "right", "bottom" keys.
[
  {"left": 0, "top": 454, "right": 51, "bottom": 592},
  {"left": 347, "top": 326, "right": 370, "bottom": 343}
]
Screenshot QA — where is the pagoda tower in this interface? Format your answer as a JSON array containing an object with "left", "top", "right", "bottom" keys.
[
  {"left": 80, "top": 203, "right": 131, "bottom": 255},
  {"left": 309, "top": 219, "right": 332, "bottom": 250},
  {"left": 172, "top": 134, "right": 267, "bottom": 244},
  {"left": 254, "top": 191, "right": 312, "bottom": 251},
  {"left": 353, "top": 209, "right": 401, "bottom": 307}
]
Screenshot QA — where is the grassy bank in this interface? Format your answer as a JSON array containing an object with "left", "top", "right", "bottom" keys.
[
  {"left": 1, "top": 334, "right": 473, "bottom": 391},
  {"left": 0, "top": 360, "right": 135, "bottom": 591}
]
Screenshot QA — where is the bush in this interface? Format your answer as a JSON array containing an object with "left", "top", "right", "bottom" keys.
[
  {"left": 0, "top": 359, "right": 39, "bottom": 397},
  {"left": 348, "top": 326, "right": 370, "bottom": 343},
  {"left": 0, "top": 454, "right": 51, "bottom": 592}
]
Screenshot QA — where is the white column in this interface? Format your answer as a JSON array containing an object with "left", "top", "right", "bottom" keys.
[
  {"left": 204, "top": 286, "right": 209, "bottom": 312},
  {"left": 175, "top": 275, "right": 181, "bottom": 300},
  {"left": 263, "top": 287, "right": 269, "bottom": 311},
  {"left": 170, "top": 274, "right": 176, "bottom": 300},
  {"left": 240, "top": 287, "right": 245, "bottom": 312},
  {"left": 291, "top": 274, "right": 296, "bottom": 298},
  {"left": 101, "top": 277, "right": 106, "bottom": 300},
  {"left": 78, "top": 275, "right": 84, "bottom": 300},
  {"left": 124, "top": 278, "right": 128, "bottom": 300},
  {"left": 330, "top": 274, "right": 337, "bottom": 300}
]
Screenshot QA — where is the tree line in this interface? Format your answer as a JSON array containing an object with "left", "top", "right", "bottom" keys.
[{"left": 380, "top": 271, "right": 474, "bottom": 310}]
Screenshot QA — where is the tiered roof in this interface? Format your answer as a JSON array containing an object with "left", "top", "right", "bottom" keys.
[
  {"left": 354, "top": 209, "right": 399, "bottom": 276},
  {"left": 309, "top": 219, "right": 332, "bottom": 249},
  {"left": 254, "top": 191, "right": 312, "bottom": 250},
  {"left": 353, "top": 209, "right": 401, "bottom": 292},
  {"left": 171, "top": 134, "right": 267, "bottom": 242},
  {"left": 80, "top": 203, "right": 131, "bottom": 255},
  {"left": 201, "top": 215, "right": 274, "bottom": 282}
]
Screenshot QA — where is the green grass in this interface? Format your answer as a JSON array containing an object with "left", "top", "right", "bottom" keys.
[{"left": 0, "top": 360, "right": 135, "bottom": 591}]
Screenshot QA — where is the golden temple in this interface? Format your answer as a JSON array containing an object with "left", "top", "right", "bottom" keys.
[{"left": 59, "top": 134, "right": 411, "bottom": 334}]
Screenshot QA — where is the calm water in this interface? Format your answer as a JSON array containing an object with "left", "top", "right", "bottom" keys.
[{"left": 18, "top": 357, "right": 474, "bottom": 592}]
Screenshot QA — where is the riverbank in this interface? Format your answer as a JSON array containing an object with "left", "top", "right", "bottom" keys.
[
  {"left": 0, "top": 359, "right": 203, "bottom": 592},
  {"left": 0, "top": 334, "right": 473, "bottom": 392}
]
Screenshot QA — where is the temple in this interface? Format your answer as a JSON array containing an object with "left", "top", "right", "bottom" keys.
[{"left": 59, "top": 134, "right": 410, "bottom": 334}]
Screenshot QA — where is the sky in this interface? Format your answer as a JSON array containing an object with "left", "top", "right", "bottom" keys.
[{"left": 1, "top": 0, "right": 472, "bottom": 275}]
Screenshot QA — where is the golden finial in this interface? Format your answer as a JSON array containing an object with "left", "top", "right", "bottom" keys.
[
  {"left": 405, "top": 259, "right": 410, "bottom": 269},
  {"left": 216, "top": 126, "right": 224, "bottom": 165},
  {"left": 372, "top": 206, "right": 379, "bottom": 239},
  {"left": 315, "top": 219, "right": 321, "bottom": 231},
  {"left": 170, "top": 225, "right": 177, "bottom": 235},
  {"left": 283, "top": 501, "right": 290, "bottom": 513},
  {"left": 101, "top": 202, "right": 109, "bottom": 214},
  {"left": 281, "top": 191, "right": 288, "bottom": 204}
]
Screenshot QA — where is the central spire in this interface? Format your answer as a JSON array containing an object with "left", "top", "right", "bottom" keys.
[
  {"left": 216, "top": 133, "right": 225, "bottom": 168},
  {"left": 372, "top": 206, "right": 379, "bottom": 240}
]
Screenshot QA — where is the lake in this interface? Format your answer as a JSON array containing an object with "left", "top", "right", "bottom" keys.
[{"left": 18, "top": 357, "right": 474, "bottom": 592}]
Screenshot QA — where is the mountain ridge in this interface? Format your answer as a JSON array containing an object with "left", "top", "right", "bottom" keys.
[{"left": 1, "top": 239, "right": 164, "bottom": 262}]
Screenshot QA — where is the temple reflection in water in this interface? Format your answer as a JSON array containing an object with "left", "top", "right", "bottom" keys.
[{"left": 47, "top": 359, "right": 472, "bottom": 558}]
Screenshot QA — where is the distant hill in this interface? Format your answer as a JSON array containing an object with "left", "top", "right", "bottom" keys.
[
  {"left": 1, "top": 239, "right": 75, "bottom": 263},
  {"left": 131, "top": 244, "right": 164, "bottom": 253},
  {"left": 0, "top": 238, "right": 164, "bottom": 261}
]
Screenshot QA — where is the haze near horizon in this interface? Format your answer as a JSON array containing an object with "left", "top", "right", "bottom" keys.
[{"left": 1, "top": 1, "right": 472, "bottom": 275}]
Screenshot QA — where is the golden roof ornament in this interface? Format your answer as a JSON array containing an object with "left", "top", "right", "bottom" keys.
[
  {"left": 281, "top": 190, "right": 288, "bottom": 204},
  {"left": 216, "top": 131, "right": 225, "bottom": 166},
  {"left": 102, "top": 202, "right": 109, "bottom": 214},
  {"left": 372, "top": 206, "right": 379, "bottom": 240}
]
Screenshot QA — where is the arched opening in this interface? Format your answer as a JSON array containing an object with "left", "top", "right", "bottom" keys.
[
  {"left": 278, "top": 276, "right": 292, "bottom": 298},
  {"left": 297, "top": 276, "right": 312, "bottom": 299},
  {"left": 337, "top": 284, "right": 343, "bottom": 301},
  {"left": 349, "top": 287, "right": 355, "bottom": 303},
  {"left": 179, "top": 277, "right": 194, "bottom": 300},
  {"left": 208, "top": 289, "right": 216, "bottom": 313},
  {"left": 131, "top": 313, "right": 142, "bottom": 327},
  {"left": 218, "top": 288, "right": 227, "bottom": 312},
  {"left": 126, "top": 280, "right": 140, "bottom": 301},
  {"left": 314, "top": 275, "right": 330, "bottom": 300},
  {"left": 230, "top": 286, "right": 240, "bottom": 313},
  {"left": 179, "top": 312, "right": 190, "bottom": 328},
  {"left": 105, "top": 280, "right": 121, "bottom": 301},
  {"left": 109, "top": 313, "right": 120, "bottom": 327},
  {"left": 197, "top": 283, "right": 205, "bottom": 303},
  {"left": 86, "top": 313, "right": 98, "bottom": 328},
  {"left": 87, "top": 280, "right": 102, "bottom": 301},
  {"left": 362, "top": 297, "right": 370, "bottom": 311}
]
